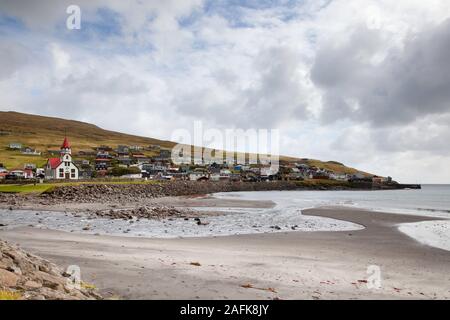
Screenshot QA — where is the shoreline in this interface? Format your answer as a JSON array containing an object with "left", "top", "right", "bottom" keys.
[
  {"left": 1, "top": 193, "right": 449, "bottom": 299},
  {"left": 0, "top": 180, "right": 418, "bottom": 210},
  {"left": 1, "top": 207, "right": 448, "bottom": 300}
]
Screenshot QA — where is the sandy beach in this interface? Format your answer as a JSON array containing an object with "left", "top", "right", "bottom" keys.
[{"left": 1, "top": 202, "right": 449, "bottom": 300}]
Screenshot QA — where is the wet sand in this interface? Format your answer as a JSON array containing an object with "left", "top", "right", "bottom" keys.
[
  {"left": 0, "top": 194, "right": 275, "bottom": 214},
  {"left": 1, "top": 206, "right": 449, "bottom": 300}
]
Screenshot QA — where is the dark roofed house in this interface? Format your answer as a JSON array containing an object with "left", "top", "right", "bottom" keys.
[
  {"left": 147, "top": 144, "right": 161, "bottom": 151},
  {"left": 159, "top": 149, "right": 171, "bottom": 159},
  {"left": 130, "top": 145, "right": 142, "bottom": 151},
  {"left": 116, "top": 145, "right": 130, "bottom": 155},
  {"left": 78, "top": 150, "right": 96, "bottom": 156},
  {"left": 133, "top": 153, "right": 151, "bottom": 164},
  {"left": 96, "top": 145, "right": 112, "bottom": 152},
  {"left": 21, "top": 147, "right": 41, "bottom": 156},
  {"left": 117, "top": 157, "right": 133, "bottom": 166},
  {"left": 95, "top": 163, "right": 108, "bottom": 171}
]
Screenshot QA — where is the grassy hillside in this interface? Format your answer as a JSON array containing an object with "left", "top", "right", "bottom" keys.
[
  {"left": 0, "top": 111, "right": 369, "bottom": 176},
  {"left": 0, "top": 111, "right": 175, "bottom": 168}
]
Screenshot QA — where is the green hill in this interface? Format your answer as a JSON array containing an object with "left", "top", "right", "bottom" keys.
[{"left": 0, "top": 111, "right": 369, "bottom": 176}]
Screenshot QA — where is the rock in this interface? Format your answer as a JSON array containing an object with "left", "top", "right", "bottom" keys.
[
  {"left": 6, "top": 265, "right": 22, "bottom": 275},
  {"left": 196, "top": 220, "right": 210, "bottom": 226},
  {"left": 24, "top": 280, "right": 42, "bottom": 289},
  {"left": 0, "top": 269, "right": 20, "bottom": 287},
  {"left": 0, "top": 240, "right": 102, "bottom": 300}
]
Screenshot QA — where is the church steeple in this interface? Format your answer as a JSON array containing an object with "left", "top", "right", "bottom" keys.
[
  {"left": 61, "top": 137, "right": 71, "bottom": 149},
  {"left": 60, "top": 136, "right": 72, "bottom": 157}
]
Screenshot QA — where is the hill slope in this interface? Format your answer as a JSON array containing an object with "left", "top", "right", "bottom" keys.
[{"left": 0, "top": 111, "right": 369, "bottom": 176}]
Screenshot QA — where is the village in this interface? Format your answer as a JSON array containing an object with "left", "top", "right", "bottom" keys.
[{"left": 0, "top": 136, "right": 393, "bottom": 187}]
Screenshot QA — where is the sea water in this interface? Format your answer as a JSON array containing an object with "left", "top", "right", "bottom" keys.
[
  {"left": 0, "top": 185, "right": 449, "bottom": 250},
  {"left": 214, "top": 184, "right": 450, "bottom": 218},
  {"left": 214, "top": 185, "right": 450, "bottom": 251}
]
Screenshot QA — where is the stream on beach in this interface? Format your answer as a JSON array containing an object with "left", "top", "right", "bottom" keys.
[{"left": 1, "top": 185, "right": 449, "bottom": 250}]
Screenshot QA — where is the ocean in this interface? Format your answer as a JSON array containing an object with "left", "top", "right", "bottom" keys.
[
  {"left": 213, "top": 185, "right": 450, "bottom": 251},
  {"left": 214, "top": 184, "right": 450, "bottom": 218},
  {"left": 1, "top": 185, "right": 449, "bottom": 250}
]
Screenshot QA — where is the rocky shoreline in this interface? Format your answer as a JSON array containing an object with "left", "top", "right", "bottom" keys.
[
  {"left": 1, "top": 181, "right": 349, "bottom": 206},
  {"left": 0, "top": 240, "right": 102, "bottom": 300},
  {"left": 91, "top": 205, "right": 198, "bottom": 220},
  {"left": 0, "top": 180, "right": 403, "bottom": 221},
  {"left": 42, "top": 181, "right": 307, "bottom": 203}
]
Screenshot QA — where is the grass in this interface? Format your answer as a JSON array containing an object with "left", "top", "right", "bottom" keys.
[
  {"left": 0, "top": 111, "right": 372, "bottom": 176},
  {"left": 304, "top": 159, "right": 369, "bottom": 176},
  {"left": 0, "top": 290, "right": 22, "bottom": 300},
  {"left": 80, "top": 282, "right": 96, "bottom": 290},
  {"left": 295, "top": 179, "right": 351, "bottom": 188},
  {"left": 0, "top": 184, "right": 55, "bottom": 194}
]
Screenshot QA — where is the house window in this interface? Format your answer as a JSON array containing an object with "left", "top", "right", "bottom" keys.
[
  {"left": 59, "top": 168, "right": 64, "bottom": 178},
  {"left": 71, "top": 169, "right": 76, "bottom": 178}
]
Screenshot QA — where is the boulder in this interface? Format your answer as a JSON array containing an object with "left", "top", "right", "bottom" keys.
[{"left": 0, "top": 268, "right": 19, "bottom": 287}]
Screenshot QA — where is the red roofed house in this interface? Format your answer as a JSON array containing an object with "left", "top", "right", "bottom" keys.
[{"left": 45, "top": 137, "right": 79, "bottom": 180}]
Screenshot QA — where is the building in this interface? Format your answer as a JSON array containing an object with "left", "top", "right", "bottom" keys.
[
  {"left": 130, "top": 145, "right": 142, "bottom": 151},
  {"left": 24, "top": 163, "right": 36, "bottom": 170},
  {"left": 21, "top": 147, "right": 41, "bottom": 155},
  {"left": 9, "top": 142, "right": 22, "bottom": 150},
  {"left": 9, "top": 170, "right": 25, "bottom": 179},
  {"left": 45, "top": 137, "right": 79, "bottom": 180},
  {"left": 329, "top": 173, "right": 349, "bottom": 181},
  {"left": 96, "top": 145, "right": 112, "bottom": 152},
  {"left": 116, "top": 145, "right": 130, "bottom": 155},
  {"left": 159, "top": 149, "right": 171, "bottom": 159}
]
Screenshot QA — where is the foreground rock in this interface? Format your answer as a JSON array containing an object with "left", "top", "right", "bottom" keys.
[
  {"left": 0, "top": 181, "right": 360, "bottom": 208},
  {"left": 93, "top": 205, "right": 196, "bottom": 220},
  {"left": 0, "top": 240, "right": 102, "bottom": 300},
  {"left": 41, "top": 181, "right": 305, "bottom": 204}
]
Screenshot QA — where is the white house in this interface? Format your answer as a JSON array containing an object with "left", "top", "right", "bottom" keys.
[
  {"left": 45, "top": 137, "right": 79, "bottom": 180},
  {"left": 330, "top": 173, "right": 350, "bottom": 181},
  {"left": 9, "top": 142, "right": 22, "bottom": 150}
]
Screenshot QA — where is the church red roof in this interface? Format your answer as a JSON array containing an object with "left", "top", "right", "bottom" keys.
[
  {"left": 61, "top": 137, "right": 71, "bottom": 149},
  {"left": 48, "top": 158, "right": 62, "bottom": 169}
]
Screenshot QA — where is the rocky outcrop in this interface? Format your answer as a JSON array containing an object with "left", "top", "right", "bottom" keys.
[
  {"left": 0, "top": 180, "right": 357, "bottom": 208},
  {"left": 0, "top": 240, "right": 101, "bottom": 300},
  {"left": 93, "top": 205, "right": 196, "bottom": 220},
  {"left": 40, "top": 181, "right": 303, "bottom": 204}
]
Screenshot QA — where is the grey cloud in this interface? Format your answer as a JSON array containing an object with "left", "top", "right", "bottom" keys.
[
  {"left": 329, "top": 113, "right": 450, "bottom": 161},
  {"left": 174, "top": 46, "right": 310, "bottom": 129},
  {"left": 61, "top": 72, "right": 150, "bottom": 95},
  {"left": 311, "top": 19, "right": 450, "bottom": 127},
  {"left": 0, "top": 41, "right": 30, "bottom": 79}
]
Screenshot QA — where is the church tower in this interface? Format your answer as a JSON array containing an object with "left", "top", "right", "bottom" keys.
[
  {"left": 60, "top": 137, "right": 72, "bottom": 163},
  {"left": 45, "top": 136, "right": 79, "bottom": 180}
]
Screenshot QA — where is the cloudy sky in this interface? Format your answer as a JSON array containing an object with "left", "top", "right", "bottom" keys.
[{"left": 1, "top": 0, "right": 450, "bottom": 183}]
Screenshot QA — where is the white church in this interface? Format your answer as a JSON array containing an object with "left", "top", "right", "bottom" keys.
[{"left": 45, "top": 137, "right": 79, "bottom": 180}]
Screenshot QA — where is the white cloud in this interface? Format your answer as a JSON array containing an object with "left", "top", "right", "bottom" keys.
[{"left": 1, "top": 0, "right": 450, "bottom": 182}]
